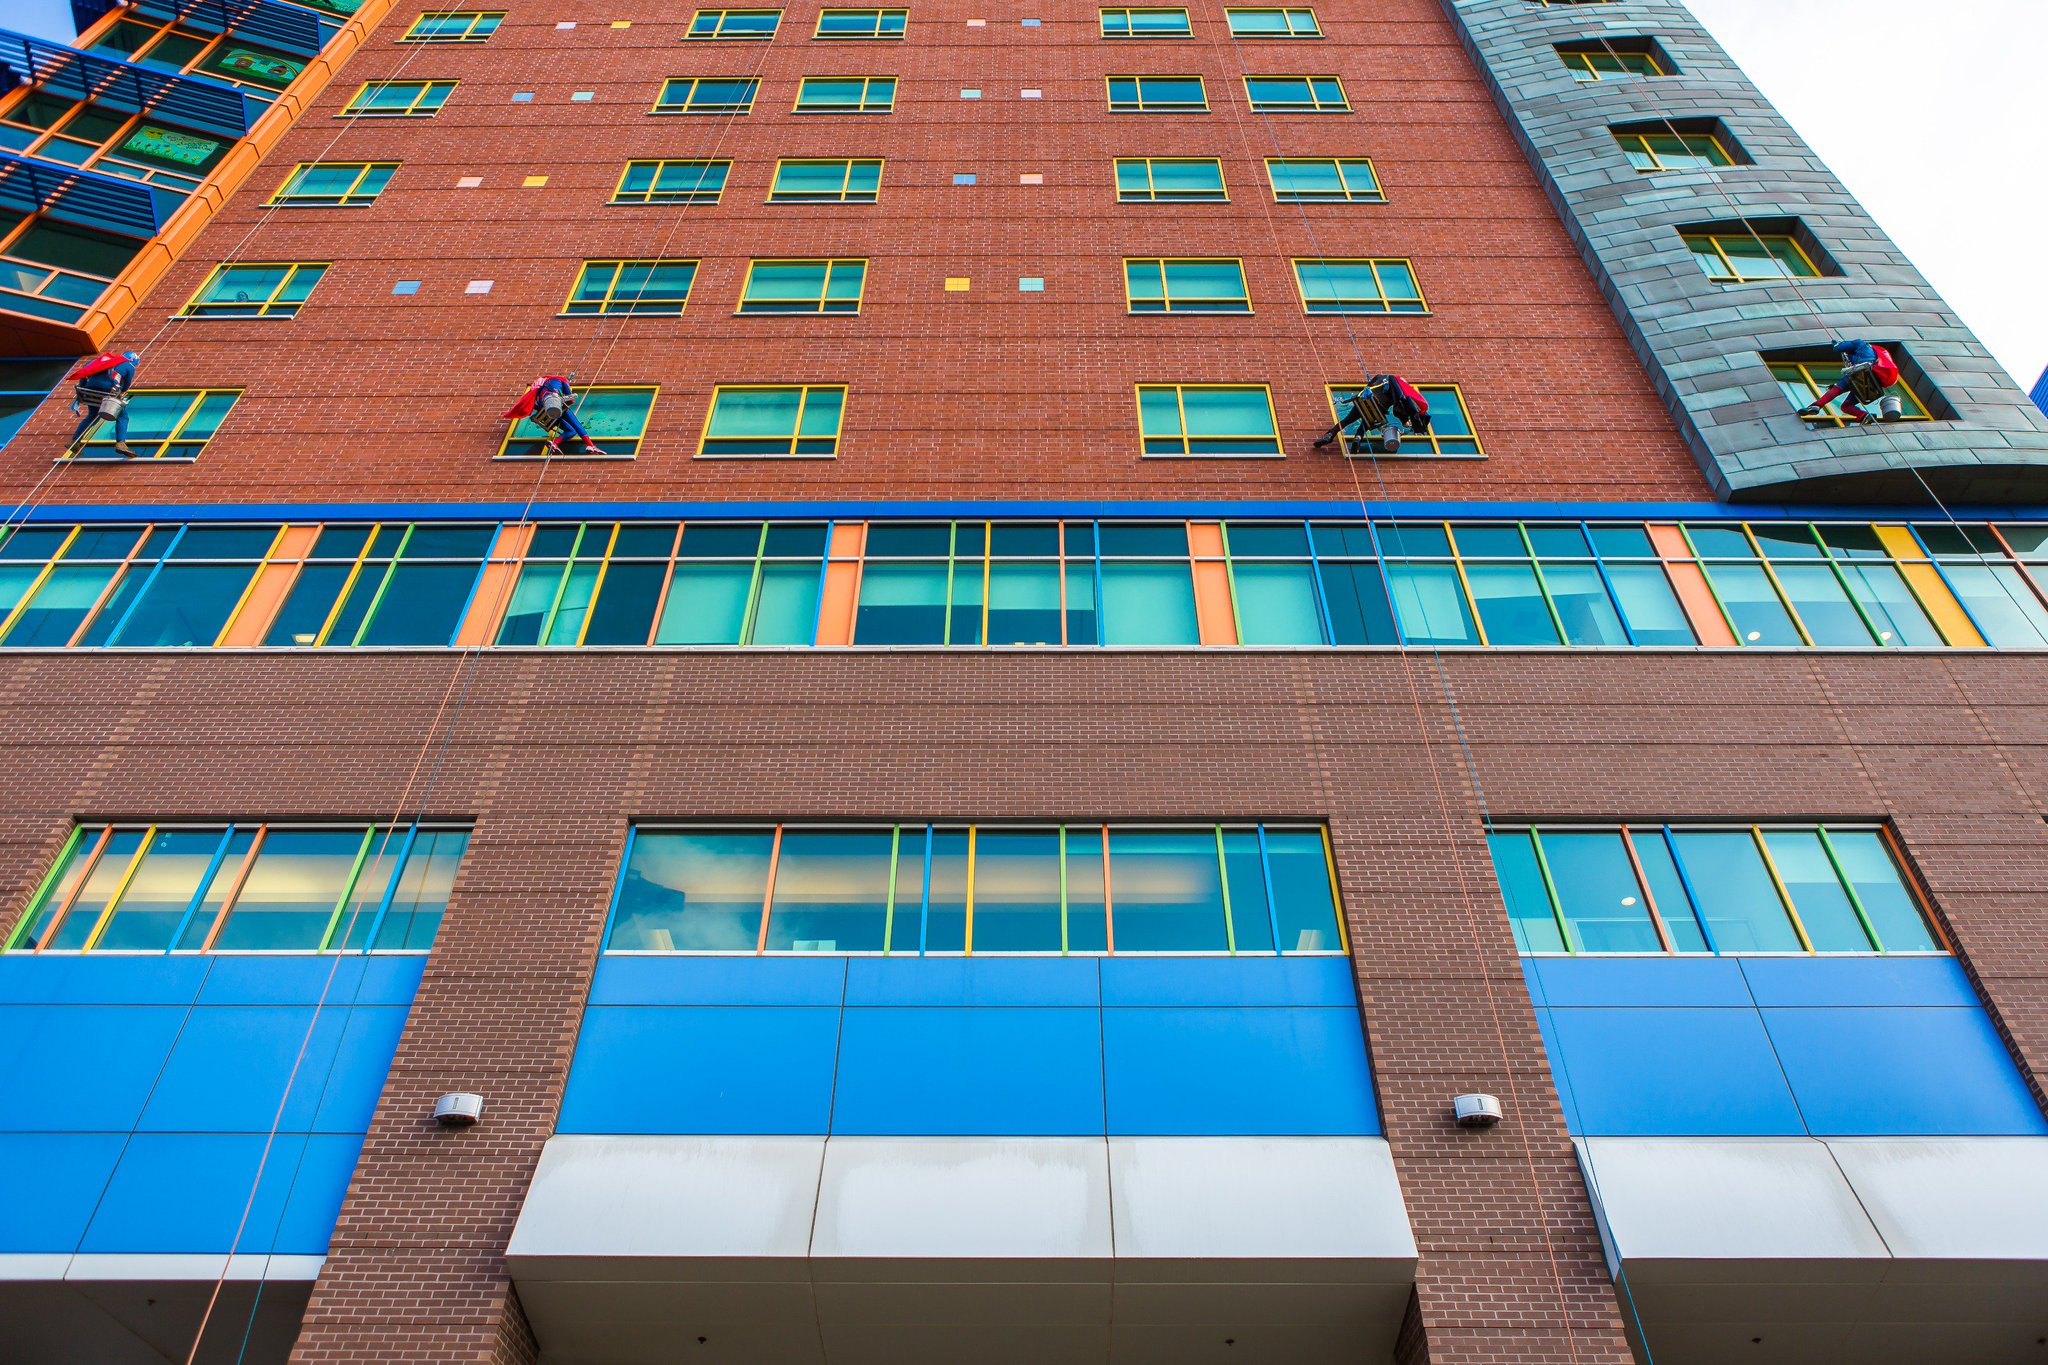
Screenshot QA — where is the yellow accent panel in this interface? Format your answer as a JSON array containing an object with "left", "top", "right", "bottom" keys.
[
  {"left": 1874, "top": 526, "right": 1986, "bottom": 647},
  {"left": 523, "top": 175, "right": 549, "bottom": 187},
  {"left": 66, "top": 0, "right": 408, "bottom": 350},
  {"left": 944, "top": 277, "right": 970, "bottom": 291}
]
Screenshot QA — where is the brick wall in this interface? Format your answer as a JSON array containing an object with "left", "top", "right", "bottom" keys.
[
  {"left": 4, "top": 0, "right": 1707, "bottom": 505},
  {"left": 0, "top": 647, "right": 2041, "bottom": 1362}
]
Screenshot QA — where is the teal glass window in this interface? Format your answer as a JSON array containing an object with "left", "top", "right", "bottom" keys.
[
  {"left": 1490, "top": 823, "right": 1939, "bottom": 957},
  {"left": 1115, "top": 157, "right": 1227, "bottom": 201},
  {"left": 768, "top": 158, "right": 883, "bottom": 202},
  {"left": 654, "top": 78, "right": 760, "bottom": 114},
  {"left": 180, "top": 262, "right": 326, "bottom": 317},
  {"left": 1135, "top": 385, "right": 1280, "bottom": 455},
  {"left": 606, "top": 822, "right": 1344, "bottom": 955},
  {"left": 340, "top": 79, "right": 455, "bottom": 116},
  {"left": 700, "top": 385, "right": 846, "bottom": 456},
  {"left": 1293, "top": 258, "right": 1425, "bottom": 313},
  {"left": 402, "top": 10, "right": 503, "bottom": 41},
  {"left": 564, "top": 260, "right": 697, "bottom": 315},
  {"left": 502, "top": 387, "right": 658, "bottom": 458},
  {"left": 70, "top": 389, "right": 240, "bottom": 461},
  {"left": 5, "top": 822, "right": 468, "bottom": 953},
  {"left": 613, "top": 159, "right": 730, "bottom": 204},
  {"left": 1225, "top": 7, "right": 1320, "bottom": 36},
  {"left": 815, "top": 8, "right": 907, "bottom": 38},
  {"left": 1243, "top": 75, "right": 1347, "bottom": 112},
  {"left": 1106, "top": 75, "right": 1207, "bottom": 110},
  {"left": 1266, "top": 157, "right": 1382, "bottom": 202},
  {"left": 264, "top": 522, "right": 494, "bottom": 646},
  {"left": 270, "top": 161, "right": 396, "bottom": 206},
  {"left": 1125, "top": 258, "right": 1251, "bottom": 313},
  {"left": 687, "top": 8, "right": 782, "bottom": 38},
  {"left": 737, "top": 258, "right": 866, "bottom": 313},
  {"left": 1100, "top": 7, "right": 1192, "bottom": 37},
  {"left": 793, "top": 76, "right": 897, "bottom": 112}
]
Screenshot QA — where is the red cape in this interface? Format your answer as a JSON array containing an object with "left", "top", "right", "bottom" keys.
[
  {"left": 69, "top": 352, "right": 128, "bottom": 381},
  {"left": 503, "top": 376, "right": 569, "bottom": 420}
]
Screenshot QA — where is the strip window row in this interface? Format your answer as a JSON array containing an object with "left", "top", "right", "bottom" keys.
[
  {"left": 6, "top": 518, "right": 2048, "bottom": 653},
  {"left": 337, "top": 74, "right": 1364, "bottom": 118},
  {"left": 261, "top": 156, "right": 1387, "bottom": 209},
  {"left": 669, "top": 8, "right": 1327, "bottom": 39},
  {"left": 607, "top": 823, "right": 1345, "bottom": 955},
  {"left": 6, "top": 823, "right": 470, "bottom": 955},
  {"left": 1488, "top": 824, "right": 1940, "bottom": 957}
]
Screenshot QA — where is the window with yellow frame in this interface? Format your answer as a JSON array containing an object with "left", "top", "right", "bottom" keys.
[
  {"left": 1114, "top": 157, "right": 1227, "bottom": 201},
  {"left": 1681, "top": 230, "right": 1821, "bottom": 283},
  {"left": 563, "top": 260, "right": 699, "bottom": 316},
  {"left": 815, "top": 8, "right": 907, "bottom": 37},
  {"left": 1124, "top": 259, "right": 1251, "bottom": 314},
  {"left": 1100, "top": 7, "right": 1192, "bottom": 37},
  {"left": 268, "top": 162, "right": 396, "bottom": 207},
  {"left": 1293, "top": 258, "right": 1426, "bottom": 314},
  {"left": 1770, "top": 361, "right": 1930, "bottom": 427},
  {"left": 687, "top": 8, "right": 782, "bottom": 38},
  {"left": 499, "top": 386, "right": 658, "bottom": 459},
  {"left": 1266, "top": 157, "right": 1382, "bottom": 202},
  {"left": 653, "top": 77, "right": 759, "bottom": 114},
  {"left": 737, "top": 259, "right": 867, "bottom": 314},
  {"left": 698, "top": 385, "right": 847, "bottom": 457},
  {"left": 339, "top": 79, "right": 456, "bottom": 116},
  {"left": 768, "top": 158, "right": 883, "bottom": 202},
  {"left": 1136, "top": 384, "right": 1281, "bottom": 456},
  {"left": 1555, "top": 43, "right": 1666, "bottom": 81},
  {"left": 1224, "top": 8, "right": 1321, "bottom": 37},
  {"left": 65, "top": 389, "right": 242, "bottom": 461},
  {"left": 1106, "top": 75, "right": 1208, "bottom": 111},
  {"left": 1243, "top": 74, "right": 1348, "bottom": 112},
  {"left": 792, "top": 76, "right": 897, "bottom": 112},
  {"left": 178, "top": 262, "right": 327, "bottom": 318},
  {"left": 1614, "top": 129, "right": 1733, "bottom": 172},
  {"left": 613, "top": 160, "right": 730, "bottom": 204},
  {"left": 400, "top": 11, "right": 503, "bottom": 42},
  {"left": 1324, "top": 384, "right": 1483, "bottom": 457}
]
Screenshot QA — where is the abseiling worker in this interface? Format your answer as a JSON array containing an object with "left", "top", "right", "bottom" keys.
[
  {"left": 1796, "top": 339, "right": 1904, "bottom": 425},
  {"left": 505, "top": 375, "right": 608, "bottom": 455},
  {"left": 66, "top": 350, "right": 141, "bottom": 458},
  {"left": 1315, "top": 374, "right": 1432, "bottom": 454}
]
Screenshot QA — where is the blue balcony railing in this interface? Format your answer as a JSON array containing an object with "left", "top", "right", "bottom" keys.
[
  {"left": 0, "top": 150, "right": 166, "bottom": 237},
  {"left": 0, "top": 29, "right": 260, "bottom": 138}
]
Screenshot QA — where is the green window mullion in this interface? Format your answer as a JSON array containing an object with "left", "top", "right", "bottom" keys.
[
  {"left": 1058, "top": 824, "right": 1070, "bottom": 955},
  {"left": 881, "top": 824, "right": 902, "bottom": 954},
  {"left": 1217, "top": 522, "right": 1246, "bottom": 644},
  {"left": 1517, "top": 523, "right": 1572, "bottom": 644},
  {"left": 538, "top": 525, "right": 593, "bottom": 642},
  {"left": 1525, "top": 828, "right": 1578, "bottom": 953},
  {"left": 316, "top": 826, "right": 379, "bottom": 951},
  {"left": 1739, "top": 526, "right": 1815, "bottom": 646},
  {"left": 1214, "top": 824, "right": 1237, "bottom": 954},
  {"left": 942, "top": 522, "right": 959, "bottom": 646},
  {"left": 1815, "top": 826, "right": 1886, "bottom": 952},
  {"left": 5, "top": 825, "right": 84, "bottom": 951},
  {"left": 347, "top": 523, "right": 414, "bottom": 646},
  {"left": 737, "top": 522, "right": 771, "bottom": 643},
  {"left": 1813, "top": 533, "right": 1896, "bottom": 647}
]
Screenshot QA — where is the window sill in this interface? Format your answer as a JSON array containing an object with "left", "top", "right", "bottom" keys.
[
  {"left": 494, "top": 452, "right": 639, "bottom": 462},
  {"left": 1139, "top": 451, "right": 1287, "bottom": 460},
  {"left": 56, "top": 454, "right": 199, "bottom": 464},
  {"left": 693, "top": 451, "right": 839, "bottom": 460}
]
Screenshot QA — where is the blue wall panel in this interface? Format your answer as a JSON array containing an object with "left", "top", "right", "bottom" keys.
[
  {"left": 0, "top": 956, "right": 424, "bottom": 1258},
  {"left": 1525, "top": 956, "right": 2046, "bottom": 1138},
  {"left": 561, "top": 956, "right": 1379, "bottom": 1138}
]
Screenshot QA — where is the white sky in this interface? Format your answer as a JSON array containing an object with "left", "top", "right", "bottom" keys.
[
  {"left": 1681, "top": 0, "right": 2048, "bottom": 389},
  {"left": 10, "top": 0, "right": 2044, "bottom": 388}
]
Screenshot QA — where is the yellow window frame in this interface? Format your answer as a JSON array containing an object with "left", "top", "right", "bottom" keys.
[
  {"left": 1291, "top": 257, "right": 1428, "bottom": 314},
  {"left": 792, "top": 75, "right": 898, "bottom": 112},
  {"left": 611, "top": 159, "right": 731, "bottom": 204},
  {"left": 1771, "top": 361, "right": 1931, "bottom": 426},
  {"left": 814, "top": 8, "right": 908, "bottom": 38},
  {"left": 1123, "top": 258, "right": 1252, "bottom": 314},
  {"left": 339, "top": 79, "right": 456, "bottom": 116},
  {"left": 1105, "top": 74, "right": 1210, "bottom": 111},
  {"left": 1681, "top": 231, "right": 1820, "bottom": 283},
  {"left": 178, "top": 262, "right": 328, "bottom": 317},
  {"left": 1324, "top": 383, "right": 1485, "bottom": 458},
  {"left": 1114, "top": 157, "right": 1228, "bottom": 201},
  {"left": 1264, "top": 156, "right": 1383, "bottom": 202},
  {"left": 1242, "top": 73, "right": 1349, "bottom": 111},
  {"left": 561, "top": 259, "right": 700, "bottom": 315},
  {"left": 267, "top": 161, "right": 397, "bottom": 206},
  {"left": 767, "top": 158, "right": 885, "bottom": 202},
  {"left": 686, "top": 8, "right": 783, "bottom": 38},
  {"left": 1099, "top": 7, "right": 1193, "bottom": 37},
  {"left": 1615, "top": 130, "right": 1732, "bottom": 171},
  {"left": 696, "top": 384, "right": 849, "bottom": 458},
  {"left": 1134, "top": 383, "right": 1282, "bottom": 457},
  {"left": 63, "top": 388, "right": 245, "bottom": 461},
  {"left": 1559, "top": 47, "right": 1664, "bottom": 80},
  {"left": 399, "top": 10, "right": 503, "bottom": 41},
  {"left": 653, "top": 77, "right": 760, "bottom": 114},
  {"left": 1224, "top": 7, "right": 1322, "bottom": 37},
  {"left": 736, "top": 258, "right": 869, "bottom": 314},
  {"left": 495, "top": 385, "right": 660, "bottom": 459}
]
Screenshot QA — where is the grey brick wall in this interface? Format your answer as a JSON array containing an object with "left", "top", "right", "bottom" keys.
[{"left": 1437, "top": 0, "right": 2048, "bottom": 504}]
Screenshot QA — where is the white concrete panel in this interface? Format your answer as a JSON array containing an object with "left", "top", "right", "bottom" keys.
[
  {"left": 63, "top": 1252, "right": 308, "bottom": 1281},
  {"left": 507, "top": 1135, "right": 823, "bottom": 1279},
  {"left": 1576, "top": 1137, "right": 1888, "bottom": 1271},
  {"left": 1106, "top": 1137, "right": 1415, "bottom": 1275},
  {"left": 811, "top": 1138, "right": 1111, "bottom": 1271},
  {"left": 0, "top": 1254, "right": 73, "bottom": 1280},
  {"left": 1827, "top": 1137, "right": 2048, "bottom": 1261}
]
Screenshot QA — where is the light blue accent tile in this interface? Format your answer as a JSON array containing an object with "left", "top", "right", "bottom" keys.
[
  {"left": 0, "top": 1005, "right": 187, "bottom": 1131},
  {"left": 358, "top": 954, "right": 427, "bottom": 1005},
  {"left": 844, "top": 957, "right": 1097, "bottom": 1007},
  {"left": 392, "top": 281, "right": 421, "bottom": 296},
  {"left": 960, "top": 89, "right": 982, "bottom": 99},
  {"left": 1739, "top": 955, "right": 1976, "bottom": 1008},
  {"left": 1018, "top": 277, "right": 1044, "bottom": 292},
  {"left": 558, "top": 1006, "right": 840, "bottom": 1135},
  {"left": 571, "top": 91, "right": 594, "bottom": 101},
  {"left": 589, "top": 955, "right": 847, "bottom": 1007},
  {"left": 1021, "top": 17, "right": 1040, "bottom": 24},
  {"left": 0, "top": 1133, "right": 126, "bottom": 1251},
  {"left": 1102, "top": 1007, "right": 1376, "bottom": 1136},
  {"left": 139, "top": 1006, "right": 349, "bottom": 1133},
  {"left": 81, "top": 1133, "right": 304, "bottom": 1254},
  {"left": 199, "top": 955, "right": 367, "bottom": 1005},
  {"left": 1762, "top": 1007, "right": 2048, "bottom": 1137},
  {"left": 1545, "top": 1007, "right": 1804, "bottom": 1136},
  {"left": 271, "top": 1135, "right": 364, "bottom": 1255},
  {"left": 1100, "top": 956, "right": 1355, "bottom": 1007},
  {"left": 1523, "top": 955, "right": 1750, "bottom": 1009},
  {"left": 0, "top": 955, "right": 209, "bottom": 1005},
  {"left": 833, "top": 1007, "right": 1103, "bottom": 1136},
  {"left": 511, "top": 92, "right": 534, "bottom": 102},
  {"left": 953, "top": 173, "right": 976, "bottom": 185}
]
